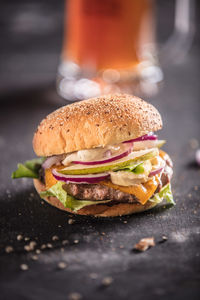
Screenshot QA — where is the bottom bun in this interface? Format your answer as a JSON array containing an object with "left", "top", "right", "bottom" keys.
[{"left": 33, "top": 179, "right": 158, "bottom": 217}]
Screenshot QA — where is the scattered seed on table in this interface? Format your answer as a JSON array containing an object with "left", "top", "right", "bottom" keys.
[
  {"left": 5, "top": 246, "right": 13, "bottom": 253},
  {"left": 17, "top": 234, "right": 23, "bottom": 241},
  {"left": 31, "top": 255, "right": 38, "bottom": 261},
  {"left": 68, "top": 292, "right": 82, "bottom": 300},
  {"left": 20, "top": 264, "right": 29, "bottom": 271},
  {"left": 102, "top": 276, "right": 113, "bottom": 286},
  {"left": 52, "top": 235, "right": 59, "bottom": 241},
  {"left": 58, "top": 262, "right": 67, "bottom": 269},
  {"left": 89, "top": 273, "right": 98, "bottom": 279},
  {"left": 68, "top": 218, "right": 75, "bottom": 225},
  {"left": 62, "top": 240, "right": 69, "bottom": 245}
]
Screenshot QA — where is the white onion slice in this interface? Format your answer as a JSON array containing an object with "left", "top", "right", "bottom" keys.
[
  {"left": 42, "top": 155, "right": 65, "bottom": 169},
  {"left": 52, "top": 169, "right": 109, "bottom": 184}
]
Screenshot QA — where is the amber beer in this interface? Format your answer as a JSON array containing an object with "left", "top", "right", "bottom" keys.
[{"left": 62, "top": 0, "right": 155, "bottom": 71}]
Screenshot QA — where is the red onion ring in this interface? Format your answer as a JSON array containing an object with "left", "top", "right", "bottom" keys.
[
  {"left": 149, "top": 167, "right": 164, "bottom": 177},
  {"left": 52, "top": 169, "right": 109, "bottom": 184},
  {"left": 123, "top": 134, "right": 157, "bottom": 144},
  {"left": 72, "top": 143, "right": 133, "bottom": 166}
]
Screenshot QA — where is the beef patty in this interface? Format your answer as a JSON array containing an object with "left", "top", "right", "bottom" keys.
[
  {"left": 64, "top": 182, "right": 138, "bottom": 203},
  {"left": 63, "top": 157, "right": 173, "bottom": 204}
]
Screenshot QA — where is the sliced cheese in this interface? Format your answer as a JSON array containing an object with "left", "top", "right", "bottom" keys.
[
  {"left": 45, "top": 165, "right": 63, "bottom": 189},
  {"left": 99, "top": 176, "right": 159, "bottom": 205}
]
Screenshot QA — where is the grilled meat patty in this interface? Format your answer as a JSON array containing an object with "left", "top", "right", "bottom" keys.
[
  {"left": 64, "top": 182, "right": 138, "bottom": 203},
  {"left": 63, "top": 169, "right": 169, "bottom": 203},
  {"left": 63, "top": 161, "right": 173, "bottom": 203}
]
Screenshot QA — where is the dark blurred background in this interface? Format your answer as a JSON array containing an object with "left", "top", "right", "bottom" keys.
[{"left": 0, "top": 0, "right": 199, "bottom": 96}]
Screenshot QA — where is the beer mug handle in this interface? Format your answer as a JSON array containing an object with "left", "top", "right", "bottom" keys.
[{"left": 159, "top": 0, "right": 195, "bottom": 65}]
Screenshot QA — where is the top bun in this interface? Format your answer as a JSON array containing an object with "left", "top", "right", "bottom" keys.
[{"left": 33, "top": 94, "right": 162, "bottom": 156}]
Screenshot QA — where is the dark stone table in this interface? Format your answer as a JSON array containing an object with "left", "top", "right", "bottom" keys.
[{"left": 0, "top": 1, "right": 199, "bottom": 299}]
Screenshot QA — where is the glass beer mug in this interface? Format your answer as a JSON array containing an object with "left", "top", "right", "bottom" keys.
[{"left": 57, "top": 0, "right": 194, "bottom": 101}]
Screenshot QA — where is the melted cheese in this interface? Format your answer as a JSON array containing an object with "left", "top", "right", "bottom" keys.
[
  {"left": 159, "top": 149, "right": 168, "bottom": 161},
  {"left": 99, "top": 176, "right": 159, "bottom": 205},
  {"left": 45, "top": 165, "right": 63, "bottom": 189}
]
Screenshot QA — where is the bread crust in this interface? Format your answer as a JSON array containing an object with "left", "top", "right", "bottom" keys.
[
  {"left": 33, "top": 179, "right": 158, "bottom": 217},
  {"left": 33, "top": 94, "right": 162, "bottom": 156}
]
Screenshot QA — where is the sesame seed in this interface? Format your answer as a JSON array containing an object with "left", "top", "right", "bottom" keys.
[
  {"left": 89, "top": 273, "right": 98, "bottom": 279},
  {"left": 20, "top": 264, "right": 29, "bottom": 271},
  {"left": 31, "top": 255, "right": 38, "bottom": 260},
  {"left": 57, "top": 262, "right": 67, "bottom": 269},
  {"left": 24, "top": 241, "right": 37, "bottom": 252},
  {"left": 24, "top": 245, "right": 30, "bottom": 251},
  {"left": 68, "top": 292, "right": 82, "bottom": 300},
  {"left": 17, "top": 234, "right": 23, "bottom": 241},
  {"left": 68, "top": 218, "right": 75, "bottom": 225},
  {"left": 5, "top": 246, "right": 14, "bottom": 253},
  {"left": 62, "top": 240, "right": 69, "bottom": 245},
  {"left": 102, "top": 276, "right": 113, "bottom": 286},
  {"left": 30, "top": 241, "right": 37, "bottom": 247},
  {"left": 52, "top": 235, "right": 59, "bottom": 241},
  {"left": 159, "top": 235, "right": 168, "bottom": 243}
]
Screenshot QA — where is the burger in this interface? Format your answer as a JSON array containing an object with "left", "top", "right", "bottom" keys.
[{"left": 12, "top": 94, "right": 174, "bottom": 217}]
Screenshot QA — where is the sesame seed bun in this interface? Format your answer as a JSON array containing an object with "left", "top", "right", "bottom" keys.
[
  {"left": 33, "top": 179, "right": 158, "bottom": 217},
  {"left": 33, "top": 94, "right": 162, "bottom": 157}
]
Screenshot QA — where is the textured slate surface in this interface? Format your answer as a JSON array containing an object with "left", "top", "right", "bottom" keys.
[{"left": 0, "top": 1, "right": 200, "bottom": 300}]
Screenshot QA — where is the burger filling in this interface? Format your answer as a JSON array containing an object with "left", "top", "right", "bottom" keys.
[
  {"left": 12, "top": 134, "right": 174, "bottom": 211},
  {"left": 63, "top": 157, "right": 172, "bottom": 203}
]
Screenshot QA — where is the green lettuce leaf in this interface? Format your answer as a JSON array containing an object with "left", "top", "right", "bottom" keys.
[
  {"left": 12, "top": 157, "right": 45, "bottom": 179},
  {"left": 150, "top": 183, "right": 175, "bottom": 205},
  {"left": 40, "top": 181, "right": 112, "bottom": 211}
]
